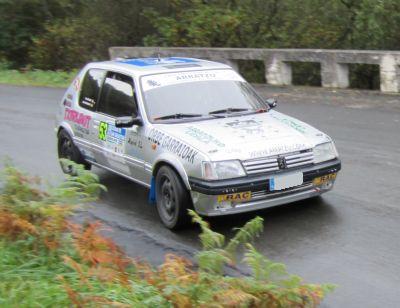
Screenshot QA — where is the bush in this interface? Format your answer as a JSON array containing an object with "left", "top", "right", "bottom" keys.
[
  {"left": 0, "top": 162, "right": 335, "bottom": 307},
  {"left": 29, "top": 18, "right": 115, "bottom": 70}
]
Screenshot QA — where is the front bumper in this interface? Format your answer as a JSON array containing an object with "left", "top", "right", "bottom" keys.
[{"left": 189, "top": 159, "right": 341, "bottom": 216}]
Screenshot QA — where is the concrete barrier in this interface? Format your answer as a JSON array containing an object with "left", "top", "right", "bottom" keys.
[{"left": 109, "top": 47, "right": 400, "bottom": 93}]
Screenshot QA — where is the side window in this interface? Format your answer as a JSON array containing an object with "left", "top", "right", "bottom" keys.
[
  {"left": 97, "top": 72, "right": 138, "bottom": 117},
  {"left": 79, "top": 69, "right": 106, "bottom": 111}
]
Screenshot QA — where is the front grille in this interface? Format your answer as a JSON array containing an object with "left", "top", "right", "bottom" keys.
[
  {"left": 284, "top": 151, "right": 314, "bottom": 168},
  {"left": 242, "top": 157, "right": 279, "bottom": 174},
  {"left": 242, "top": 150, "right": 314, "bottom": 175},
  {"left": 248, "top": 182, "right": 314, "bottom": 201}
]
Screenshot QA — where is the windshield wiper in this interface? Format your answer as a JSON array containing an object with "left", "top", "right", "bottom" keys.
[
  {"left": 154, "top": 113, "right": 203, "bottom": 121},
  {"left": 209, "top": 108, "right": 249, "bottom": 115}
]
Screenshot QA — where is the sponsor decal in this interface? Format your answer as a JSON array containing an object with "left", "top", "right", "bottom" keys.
[
  {"left": 98, "top": 122, "right": 108, "bottom": 141},
  {"left": 148, "top": 129, "right": 198, "bottom": 164},
  {"left": 81, "top": 96, "right": 96, "bottom": 108},
  {"left": 64, "top": 108, "right": 91, "bottom": 129},
  {"left": 225, "top": 119, "right": 264, "bottom": 135},
  {"left": 127, "top": 132, "right": 143, "bottom": 149},
  {"left": 185, "top": 126, "right": 225, "bottom": 147},
  {"left": 141, "top": 69, "right": 244, "bottom": 91},
  {"left": 270, "top": 113, "right": 306, "bottom": 133},
  {"left": 75, "top": 125, "right": 89, "bottom": 136},
  {"left": 226, "top": 119, "right": 260, "bottom": 129},
  {"left": 217, "top": 191, "right": 252, "bottom": 203},
  {"left": 147, "top": 80, "right": 161, "bottom": 87},
  {"left": 98, "top": 122, "right": 126, "bottom": 154},
  {"left": 249, "top": 143, "right": 308, "bottom": 158},
  {"left": 176, "top": 72, "right": 216, "bottom": 81},
  {"left": 63, "top": 99, "right": 72, "bottom": 107},
  {"left": 313, "top": 173, "right": 337, "bottom": 186},
  {"left": 73, "top": 77, "right": 80, "bottom": 91}
]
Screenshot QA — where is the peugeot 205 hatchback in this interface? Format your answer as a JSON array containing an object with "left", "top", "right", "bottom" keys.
[{"left": 56, "top": 57, "right": 341, "bottom": 229}]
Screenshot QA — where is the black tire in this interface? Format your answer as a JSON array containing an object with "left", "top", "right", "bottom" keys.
[
  {"left": 155, "top": 166, "right": 192, "bottom": 230},
  {"left": 57, "top": 129, "right": 91, "bottom": 174}
]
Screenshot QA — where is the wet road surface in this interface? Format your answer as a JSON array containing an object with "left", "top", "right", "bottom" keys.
[{"left": 1, "top": 84, "right": 400, "bottom": 307}]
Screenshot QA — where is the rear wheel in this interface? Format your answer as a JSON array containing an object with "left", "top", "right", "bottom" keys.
[
  {"left": 155, "top": 166, "right": 192, "bottom": 230},
  {"left": 57, "top": 129, "right": 91, "bottom": 174}
]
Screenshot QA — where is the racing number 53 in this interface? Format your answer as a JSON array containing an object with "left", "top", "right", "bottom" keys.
[{"left": 98, "top": 121, "right": 108, "bottom": 141}]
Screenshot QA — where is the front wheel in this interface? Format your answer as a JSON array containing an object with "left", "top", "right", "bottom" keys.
[
  {"left": 57, "top": 129, "right": 91, "bottom": 174},
  {"left": 155, "top": 166, "right": 192, "bottom": 230}
]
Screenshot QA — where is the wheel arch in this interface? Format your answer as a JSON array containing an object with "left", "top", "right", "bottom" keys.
[
  {"left": 57, "top": 122, "right": 74, "bottom": 138},
  {"left": 152, "top": 158, "right": 191, "bottom": 191}
]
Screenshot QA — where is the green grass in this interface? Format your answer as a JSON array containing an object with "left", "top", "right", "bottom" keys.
[
  {"left": 0, "top": 240, "right": 169, "bottom": 307},
  {"left": 0, "top": 69, "right": 77, "bottom": 88},
  {"left": 0, "top": 240, "right": 72, "bottom": 307}
]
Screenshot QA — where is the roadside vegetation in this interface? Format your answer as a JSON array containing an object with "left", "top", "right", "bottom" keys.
[
  {"left": 0, "top": 161, "right": 335, "bottom": 307},
  {"left": 0, "top": 67, "right": 76, "bottom": 88},
  {"left": 1, "top": 0, "right": 399, "bottom": 88}
]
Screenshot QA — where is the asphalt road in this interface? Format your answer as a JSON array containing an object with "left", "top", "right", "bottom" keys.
[{"left": 1, "top": 84, "right": 400, "bottom": 307}]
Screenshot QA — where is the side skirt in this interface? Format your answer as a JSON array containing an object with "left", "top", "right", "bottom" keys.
[{"left": 90, "top": 161, "right": 151, "bottom": 189}]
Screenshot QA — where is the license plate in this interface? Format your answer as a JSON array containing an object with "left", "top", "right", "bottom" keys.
[
  {"left": 217, "top": 191, "right": 252, "bottom": 203},
  {"left": 313, "top": 173, "right": 337, "bottom": 186},
  {"left": 270, "top": 172, "right": 303, "bottom": 191}
]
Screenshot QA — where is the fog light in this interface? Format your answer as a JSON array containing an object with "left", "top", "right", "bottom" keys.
[
  {"left": 216, "top": 201, "right": 232, "bottom": 210},
  {"left": 321, "top": 180, "right": 334, "bottom": 190}
]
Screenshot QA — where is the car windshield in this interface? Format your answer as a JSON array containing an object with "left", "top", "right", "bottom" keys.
[{"left": 140, "top": 69, "right": 266, "bottom": 122}]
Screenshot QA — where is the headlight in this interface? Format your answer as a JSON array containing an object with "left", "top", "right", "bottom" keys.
[
  {"left": 314, "top": 142, "right": 338, "bottom": 164},
  {"left": 202, "top": 160, "right": 246, "bottom": 180}
]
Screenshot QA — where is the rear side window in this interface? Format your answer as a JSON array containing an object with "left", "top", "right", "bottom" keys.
[
  {"left": 97, "top": 72, "right": 137, "bottom": 117},
  {"left": 79, "top": 69, "right": 106, "bottom": 111}
]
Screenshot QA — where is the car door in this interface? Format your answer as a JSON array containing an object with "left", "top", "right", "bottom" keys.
[
  {"left": 71, "top": 68, "right": 106, "bottom": 164},
  {"left": 94, "top": 71, "right": 147, "bottom": 183}
]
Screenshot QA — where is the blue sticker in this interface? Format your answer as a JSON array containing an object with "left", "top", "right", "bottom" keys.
[
  {"left": 269, "top": 178, "right": 275, "bottom": 191},
  {"left": 118, "top": 57, "right": 198, "bottom": 67},
  {"left": 106, "top": 125, "right": 126, "bottom": 144}
]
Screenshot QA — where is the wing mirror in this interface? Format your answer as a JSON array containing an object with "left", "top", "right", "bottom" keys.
[
  {"left": 115, "top": 115, "right": 143, "bottom": 128},
  {"left": 265, "top": 98, "right": 278, "bottom": 109}
]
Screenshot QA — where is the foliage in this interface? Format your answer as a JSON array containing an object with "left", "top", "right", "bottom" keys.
[
  {"left": 143, "top": 1, "right": 243, "bottom": 47},
  {"left": 0, "top": 0, "right": 164, "bottom": 69},
  {"left": 0, "top": 160, "right": 105, "bottom": 247},
  {"left": 141, "top": 0, "right": 400, "bottom": 51},
  {"left": 0, "top": 69, "right": 76, "bottom": 88},
  {"left": 142, "top": 0, "right": 399, "bottom": 89},
  {"left": 0, "top": 163, "right": 335, "bottom": 307},
  {"left": 0, "top": 0, "right": 81, "bottom": 68},
  {"left": 1, "top": 0, "right": 399, "bottom": 87},
  {"left": 29, "top": 17, "right": 117, "bottom": 70}
]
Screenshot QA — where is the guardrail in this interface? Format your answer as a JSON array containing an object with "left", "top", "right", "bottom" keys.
[{"left": 109, "top": 47, "right": 400, "bottom": 93}]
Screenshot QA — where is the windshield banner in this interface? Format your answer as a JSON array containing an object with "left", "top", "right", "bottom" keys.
[{"left": 141, "top": 70, "right": 244, "bottom": 92}]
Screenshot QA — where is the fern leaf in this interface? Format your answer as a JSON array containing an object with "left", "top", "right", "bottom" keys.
[
  {"left": 189, "top": 210, "right": 225, "bottom": 249},
  {"left": 225, "top": 216, "right": 263, "bottom": 257}
]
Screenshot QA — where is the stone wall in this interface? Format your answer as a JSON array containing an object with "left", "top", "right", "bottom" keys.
[{"left": 109, "top": 47, "right": 400, "bottom": 93}]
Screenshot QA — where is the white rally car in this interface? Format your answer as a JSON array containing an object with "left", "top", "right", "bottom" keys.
[{"left": 56, "top": 57, "right": 341, "bottom": 229}]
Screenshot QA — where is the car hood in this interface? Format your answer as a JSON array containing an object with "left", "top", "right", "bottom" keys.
[{"left": 155, "top": 110, "right": 332, "bottom": 161}]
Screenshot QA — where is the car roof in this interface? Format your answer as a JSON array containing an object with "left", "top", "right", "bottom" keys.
[{"left": 87, "top": 57, "right": 232, "bottom": 76}]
